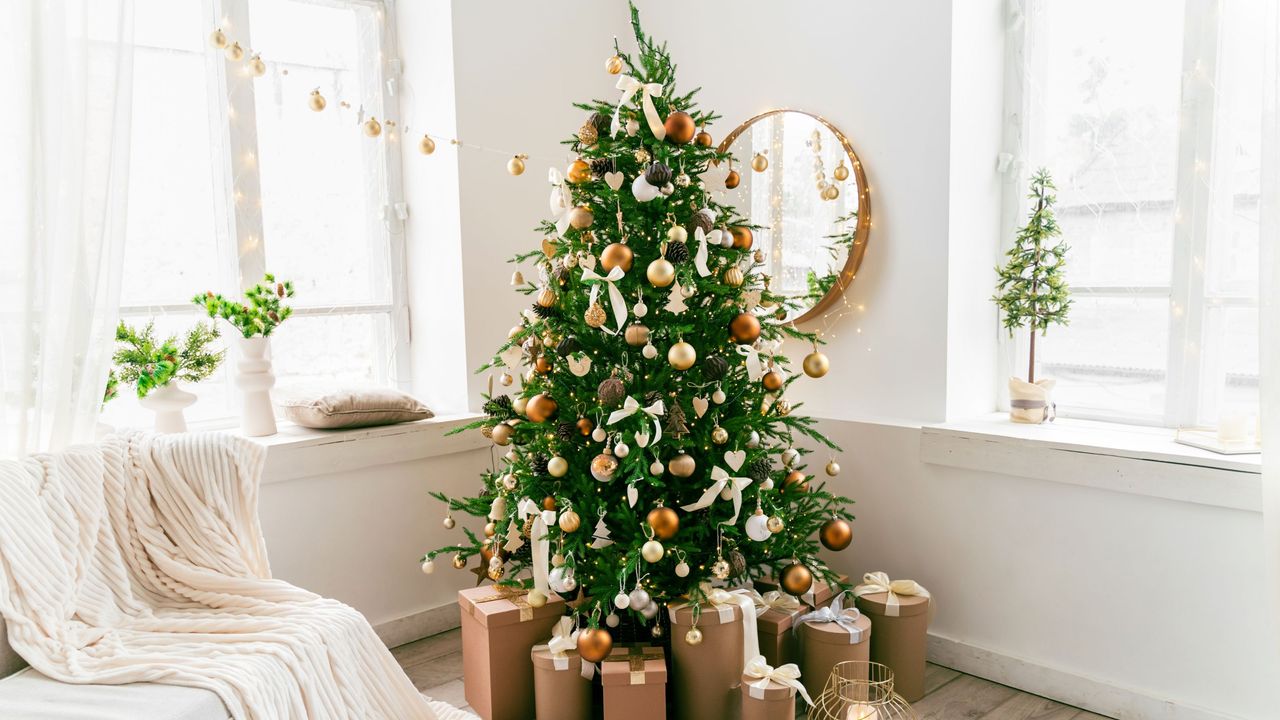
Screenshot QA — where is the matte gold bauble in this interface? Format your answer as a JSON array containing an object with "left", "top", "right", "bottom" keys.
[
  {"left": 780, "top": 562, "right": 814, "bottom": 596},
  {"left": 784, "top": 469, "right": 808, "bottom": 492},
  {"left": 664, "top": 111, "right": 696, "bottom": 145},
  {"left": 419, "top": 135, "right": 436, "bottom": 154},
  {"left": 225, "top": 41, "right": 244, "bottom": 61},
  {"left": 605, "top": 55, "right": 624, "bottom": 74},
  {"left": 491, "top": 423, "right": 514, "bottom": 446},
  {"left": 248, "top": 55, "right": 267, "bottom": 77},
  {"left": 667, "top": 452, "right": 696, "bottom": 477},
  {"left": 730, "top": 226, "right": 754, "bottom": 250},
  {"left": 210, "top": 28, "right": 228, "bottom": 48},
  {"left": 577, "top": 627, "right": 613, "bottom": 663},
  {"left": 833, "top": 161, "right": 850, "bottom": 182},
  {"left": 584, "top": 302, "right": 607, "bottom": 328},
  {"left": 452, "top": 554, "right": 467, "bottom": 569},
  {"left": 308, "top": 89, "right": 327, "bottom": 112},
  {"left": 667, "top": 341, "right": 697, "bottom": 370},
  {"left": 625, "top": 324, "right": 650, "bottom": 347},
  {"left": 577, "top": 417, "right": 594, "bottom": 436},
  {"left": 723, "top": 266, "right": 744, "bottom": 288},
  {"left": 646, "top": 506, "right": 679, "bottom": 540},
  {"left": 568, "top": 206, "right": 595, "bottom": 230},
  {"left": 568, "top": 159, "right": 592, "bottom": 184},
  {"left": 600, "top": 242, "right": 634, "bottom": 273},
  {"left": 647, "top": 257, "right": 675, "bottom": 287},
  {"left": 641, "top": 539, "right": 664, "bottom": 563},
  {"left": 507, "top": 155, "right": 526, "bottom": 176},
  {"left": 695, "top": 130, "right": 713, "bottom": 147},
  {"left": 527, "top": 588, "right": 548, "bottom": 608},
  {"left": 751, "top": 153, "right": 769, "bottom": 172},
  {"left": 445, "top": 515, "right": 457, "bottom": 530},
  {"left": 725, "top": 169, "right": 741, "bottom": 189},
  {"left": 363, "top": 116, "right": 382, "bottom": 137},
  {"left": 536, "top": 287, "right": 557, "bottom": 307},
  {"left": 534, "top": 355, "right": 551, "bottom": 374},
  {"left": 803, "top": 350, "right": 830, "bottom": 378},
  {"left": 762, "top": 370, "right": 784, "bottom": 392},
  {"left": 668, "top": 225, "right": 689, "bottom": 243},
  {"left": 822, "top": 184, "right": 840, "bottom": 201},
  {"left": 525, "top": 393, "right": 559, "bottom": 423},
  {"left": 558, "top": 509, "right": 581, "bottom": 533},
  {"left": 591, "top": 451, "right": 619, "bottom": 482},
  {"left": 729, "top": 312, "right": 762, "bottom": 344},
  {"left": 820, "top": 518, "right": 853, "bottom": 551}
]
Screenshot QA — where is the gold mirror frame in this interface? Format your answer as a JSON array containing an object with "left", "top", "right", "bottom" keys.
[{"left": 716, "top": 109, "right": 872, "bottom": 325}]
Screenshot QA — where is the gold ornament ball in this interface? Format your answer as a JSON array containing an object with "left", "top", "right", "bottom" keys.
[
  {"left": 548, "top": 456, "right": 569, "bottom": 477},
  {"left": 491, "top": 423, "right": 514, "bottom": 446},
  {"left": 685, "top": 627, "right": 704, "bottom": 645},
  {"left": 605, "top": 55, "right": 624, "bottom": 75},
  {"left": 527, "top": 588, "right": 548, "bottom": 608},
  {"left": 534, "top": 355, "right": 552, "bottom": 375},
  {"left": 591, "top": 452, "right": 619, "bottom": 482},
  {"left": 664, "top": 111, "right": 697, "bottom": 145},
  {"left": 577, "top": 627, "right": 614, "bottom": 663},
  {"left": 364, "top": 116, "right": 382, "bottom": 137},
  {"left": 536, "top": 287, "right": 557, "bottom": 307},
  {"left": 647, "top": 258, "right": 675, "bottom": 287},
  {"left": 751, "top": 153, "right": 769, "bottom": 172},
  {"left": 723, "top": 266, "right": 744, "bottom": 288},
  {"left": 525, "top": 393, "right": 559, "bottom": 423},
  {"left": 248, "top": 55, "right": 267, "bottom": 77},
  {"left": 695, "top": 130, "right": 713, "bottom": 147},
  {"left": 210, "top": 28, "right": 228, "bottom": 49},
  {"left": 825, "top": 459, "right": 841, "bottom": 477},
  {"left": 711, "top": 558, "right": 731, "bottom": 579},
  {"left": 541, "top": 497, "right": 558, "bottom": 513},
  {"left": 568, "top": 159, "right": 592, "bottom": 184},
  {"left": 762, "top": 370, "right": 785, "bottom": 392},
  {"left": 833, "top": 163, "right": 850, "bottom": 182},
  {"left": 641, "top": 539, "right": 664, "bottom": 563},
  {"left": 443, "top": 515, "right": 456, "bottom": 530},
  {"left": 507, "top": 155, "right": 526, "bottom": 176},
  {"left": 820, "top": 518, "right": 854, "bottom": 551},
  {"left": 558, "top": 509, "right": 581, "bottom": 533},
  {"left": 766, "top": 515, "right": 785, "bottom": 534},
  {"left": 625, "top": 324, "right": 650, "bottom": 347},
  {"left": 803, "top": 350, "right": 830, "bottom": 378},
  {"left": 711, "top": 426, "right": 729, "bottom": 445},
  {"left": 483, "top": 521, "right": 496, "bottom": 537},
  {"left": 419, "top": 135, "right": 436, "bottom": 154},
  {"left": 568, "top": 206, "right": 595, "bottom": 230},
  {"left": 668, "top": 225, "right": 689, "bottom": 243},
  {"left": 577, "top": 417, "right": 594, "bottom": 436},
  {"left": 822, "top": 184, "right": 840, "bottom": 200},
  {"left": 729, "top": 312, "right": 762, "bottom": 345},
  {"left": 225, "top": 42, "right": 244, "bottom": 61},
  {"left": 785, "top": 469, "right": 809, "bottom": 492},
  {"left": 578, "top": 121, "right": 599, "bottom": 147},
  {"left": 725, "top": 169, "right": 741, "bottom": 189},
  {"left": 730, "top": 226, "right": 755, "bottom": 250},
  {"left": 780, "top": 562, "right": 814, "bottom": 596},
  {"left": 667, "top": 452, "right": 696, "bottom": 478},
  {"left": 308, "top": 90, "right": 327, "bottom": 112},
  {"left": 452, "top": 554, "right": 467, "bottom": 570},
  {"left": 584, "top": 302, "right": 607, "bottom": 328},
  {"left": 600, "top": 242, "right": 634, "bottom": 272},
  {"left": 668, "top": 341, "right": 697, "bottom": 370},
  {"left": 646, "top": 506, "right": 680, "bottom": 540}
]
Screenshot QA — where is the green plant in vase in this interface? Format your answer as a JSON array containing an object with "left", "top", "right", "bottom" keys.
[{"left": 113, "top": 320, "right": 224, "bottom": 432}]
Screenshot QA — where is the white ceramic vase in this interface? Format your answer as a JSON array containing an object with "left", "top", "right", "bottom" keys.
[
  {"left": 138, "top": 382, "right": 197, "bottom": 433},
  {"left": 235, "top": 336, "right": 278, "bottom": 437},
  {"left": 1008, "top": 377, "right": 1056, "bottom": 424}
]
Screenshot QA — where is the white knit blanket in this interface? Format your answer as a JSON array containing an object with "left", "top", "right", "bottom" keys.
[{"left": 0, "top": 432, "right": 465, "bottom": 720}]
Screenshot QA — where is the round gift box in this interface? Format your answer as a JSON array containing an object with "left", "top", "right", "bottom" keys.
[
  {"left": 853, "top": 592, "right": 929, "bottom": 702},
  {"left": 798, "top": 613, "right": 871, "bottom": 702},
  {"left": 740, "top": 674, "right": 796, "bottom": 720},
  {"left": 530, "top": 646, "right": 591, "bottom": 720},
  {"left": 669, "top": 601, "right": 745, "bottom": 720}
]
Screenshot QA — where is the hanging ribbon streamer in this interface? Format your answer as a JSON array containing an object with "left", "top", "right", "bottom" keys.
[
  {"left": 532, "top": 617, "right": 581, "bottom": 671},
  {"left": 744, "top": 655, "right": 814, "bottom": 707},
  {"left": 680, "top": 466, "right": 752, "bottom": 525},
  {"left": 853, "top": 572, "right": 933, "bottom": 619},
  {"left": 611, "top": 75, "right": 666, "bottom": 140},
  {"left": 795, "top": 592, "right": 866, "bottom": 644},
  {"left": 693, "top": 227, "right": 721, "bottom": 278},
  {"left": 518, "top": 498, "right": 551, "bottom": 595},
  {"left": 581, "top": 266, "right": 628, "bottom": 333},
  {"left": 736, "top": 343, "right": 765, "bottom": 381},
  {"left": 606, "top": 395, "right": 665, "bottom": 445},
  {"left": 548, "top": 168, "right": 573, "bottom": 236}
]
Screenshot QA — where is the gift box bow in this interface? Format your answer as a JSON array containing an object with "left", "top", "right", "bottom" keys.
[
  {"left": 744, "top": 655, "right": 813, "bottom": 706},
  {"left": 740, "top": 588, "right": 804, "bottom": 617},
  {"left": 532, "top": 616, "right": 582, "bottom": 673},
  {"left": 852, "top": 571, "right": 932, "bottom": 618},
  {"left": 795, "top": 591, "right": 865, "bottom": 644}
]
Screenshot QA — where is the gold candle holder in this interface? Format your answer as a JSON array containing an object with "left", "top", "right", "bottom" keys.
[{"left": 808, "top": 661, "right": 918, "bottom": 720}]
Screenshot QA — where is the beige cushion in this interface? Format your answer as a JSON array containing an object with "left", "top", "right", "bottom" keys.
[{"left": 277, "top": 387, "right": 433, "bottom": 429}]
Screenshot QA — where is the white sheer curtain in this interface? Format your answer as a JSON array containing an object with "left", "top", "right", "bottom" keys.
[
  {"left": 1262, "top": 0, "right": 1280, "bottom": 690},
  {"left": 0, "top": 0, "right": 134, "bottom": 456}
]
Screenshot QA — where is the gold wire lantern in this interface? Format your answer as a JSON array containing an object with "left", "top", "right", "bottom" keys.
[{"left": 809, "top": 661, "right": 918, "bottom": 720}]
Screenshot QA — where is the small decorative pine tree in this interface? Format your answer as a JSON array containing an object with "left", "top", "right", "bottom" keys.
[
  {"left": 993, "top": 169, "right": 1071, "bottom": 383},
  {"left": 113, "top": 321, "right": 224, "bottom": 397}
]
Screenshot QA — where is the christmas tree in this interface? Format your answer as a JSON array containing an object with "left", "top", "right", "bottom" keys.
[
  {"left": 993, "top": 169, "right": 1071, "bottom": 382},
  {"left": 424, "top": 3, "right": 853, "bottom": 652}
]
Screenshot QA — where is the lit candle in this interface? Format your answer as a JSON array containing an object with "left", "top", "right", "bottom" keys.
[{"left": 845, "top": 703, "right": 880, "bottom": 720}]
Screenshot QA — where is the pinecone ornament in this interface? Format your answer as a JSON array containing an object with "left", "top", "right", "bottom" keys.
[
  {"left": 703, "top": 354, "right": 729, "bottom": 380},
  {"left": 664, "top": 240, "right": 690, "bottom": 265},
  {"left": 556, "top": 336, "right": 581, "bottom": 357},
  {"left": 690, "top": 209, "right": 715, "bottom": 235},
  {"left": 590, "top": 157, "right": 615, "bottom": 178},
  {"left": 748, "top": 457, "right": 772, "bottom": 482},
  {"left": 556, "top": 422, "right": 577, "bottom": 442},
  {"left": 531, "top": 303, "right": 554, "bottom": 319},
  {"left": 644, "top": 161, "right": 672, "bottom": 186},
  {"left": 530, "top": 454, "right": 550, "bottom": 477},
  {"left": 484, "top": 395, "right": 513, "bottom": 418},
  {"left": 589, "top": 111, "right": 611, "bottom": 136}
]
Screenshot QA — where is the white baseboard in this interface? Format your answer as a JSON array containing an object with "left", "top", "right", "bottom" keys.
[
  {"left": 928, "top": 633, "right": 1243, "bottom": 720},
  {"left": 374, "top": 602, "right": 461, "bottom": 649}
]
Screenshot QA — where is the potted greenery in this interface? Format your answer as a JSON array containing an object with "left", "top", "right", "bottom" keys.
[
  {"left": 113, "top": 321, "right": 224, "bottom": 432},
  {"left": 193, "top": 273, "right": 294, "bottom": 436},
  {"left": 993, "top": 169, "right": 1072, "bottom": 423}
]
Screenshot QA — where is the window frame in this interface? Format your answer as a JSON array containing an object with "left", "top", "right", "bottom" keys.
[{"left": 997, "top": 0, "right": 1259, "bottom": 428}]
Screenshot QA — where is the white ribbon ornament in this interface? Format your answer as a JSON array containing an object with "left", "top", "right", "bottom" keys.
[
  {"left": 795, "top": 591, "right": 866, "bottom": 644},
  {"left": 581, "top": 265, "right": 628, "bottom": 333},
  {"left": 680, "top": 466, "right": 752, "bottom": 525},
  {"left": 693, "top": 227, "right": 722, "bottom": 278},
  {"left": 548, "top": 168, "right": 573, "bottom": 236},
  {"left": 606, "top": 395, "right": 665, "bottom": 445},
  {"left": 517, "top": 497, "right": 551, "bottom": 596},
  {"left": 744, "top": 655, "right": 813, "bottom": 707},
  {"left": 853, "top": 571, "right": 932, "bottom": 618},
  {"left": 612, "top": 75, "right": 665, "bottom": 140}
]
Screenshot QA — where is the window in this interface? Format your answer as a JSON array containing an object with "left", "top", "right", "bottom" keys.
[
  {"left": 1002, "top": 0, "right": 1264, "bottom": 428},
  {"left": 107, "top": 0, "right": 407, "bottom": 428}
]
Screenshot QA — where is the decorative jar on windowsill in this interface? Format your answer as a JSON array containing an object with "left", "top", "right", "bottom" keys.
[
  {"left": 1008, "top": 377, "right": 1055, "bottom": 424},
  {"left": 138, "top": 383, "right": 198, "bottom": 433},
  {"left": 235, "top": 335, "right": 277, "bottom": 437}
]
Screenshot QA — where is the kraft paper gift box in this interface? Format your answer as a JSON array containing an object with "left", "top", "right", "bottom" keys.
[
  {"left": 852, "top": 572, "right": 932, "bottom": 702},
  {"left": 795, "top": 594, "right": 872, "bottom": 703},
  {"left": 531, "top": 617, "right": 592, "bottom": 720},
  {"left": 753, "top": 573, "right": 847, "bottom": 609},
  {"left": 601, "top": 645, "right": 667, "bottom": 720},
  {"left": 752, "top": 592, "right": 805, "bottom": 669},
  {"left": 739, "top": 656, "right": 812, "bottom": 720},
  {"left": 668, "top": 589, "right": 759, "bottom": 720},
  {"left": 458, "top": 585, "right": 565, "bottom": 720}
]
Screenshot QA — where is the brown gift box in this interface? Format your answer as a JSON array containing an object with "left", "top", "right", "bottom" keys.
[
  {"left": 531, "top": 646, "right": 591, "bottom": 720},
  {"left": 669, "top": 600, "right": 745, "bottom": 720},
  {"left": 739, "top": 674, "right": 796, "bottom": 720},
  {"left": 458, "top": 586, "right": 566, "bottom": 720},
  {"left": 854, "top": 591, "right": 930, "bottom": 702},
  {"left": 753, "top": 574, "right": 847, "bottom": 609},
  {"left": 601, "top": 645, "right": 667, "bottom": 720},
  {"left": 755, "top": 603, "right": 803, "bottom": 669},
  {"left": 798, "top": 610, "right": 871, "bottom": 703}
]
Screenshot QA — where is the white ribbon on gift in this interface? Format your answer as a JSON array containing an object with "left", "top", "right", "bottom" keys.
[
  {"left": 852, "top": 571, "right": 932, "bottom": 618},
  {"left": 532, "top": 616, "right": 580, "bottom": 671},
  {"left": 517, "top": 498, "right": 551, "bottom": 596},
  {"left": 665, "top": 586, "right": 760, "bottom": 673},
  {"left": 756, "top": 589, "right": 804, "bottom": 616},
  {"left": 744, "top": 655, "right": 813, "bottom": 707},
  {"left": 693, "top": 227, "right": 722, "bottom": 278},
  {"left": 606, "top": 395, "right": 665, "bottom": 445},
  {"left": 548, "top": 168, "right": 573, "bottom": 236},
  {"left": 612, "top": 75, "right": 665, "bottom": 140},
  {"left": 680, "top": 466, "right": 752, "bottom": 526},
  {"left": 581, "top": 265, "right": 628, "bottom": 333},
  {"left": 795, "top": 591, "right": 865, "bottom": 644}
]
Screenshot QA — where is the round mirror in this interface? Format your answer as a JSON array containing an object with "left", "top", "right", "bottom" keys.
[{"left": 716, "top": 110, "right": 871, "bottom": 324}]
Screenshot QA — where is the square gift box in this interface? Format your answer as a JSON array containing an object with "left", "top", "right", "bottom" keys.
[
  {"left": 458, "top": 586, "right": 565, "bottom": 720},
  {"left": 601, "top": 644, "right": 667, "bottom": 720}
]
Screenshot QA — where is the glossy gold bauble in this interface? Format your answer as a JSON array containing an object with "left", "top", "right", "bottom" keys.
[
  {"left": 568, "top": 159, "right": 592, "bottom": 184},
  {"left": 584, "top": 302, "right": 607, "bottom": 328},
  {"left": 820, "top": 518, "right": 853, "bottom": 551},
  {"left": 729, "top": 312, "right": 762, "bottom": 344},
  {"left": 363, "top": 116, "right": 382, "bottom": 137},
  {"left": 225, "top": 41, "right": 244, "bottom": 61},
  {"left": 558, "top": 509, "right": 581, "bottom": 533},
  {"left": 591, "top": 451, "right": 619, "bottom": 482},
  {"left": 780, "top": 562, "right": 814, "bottom": 596},
  {"left": 667, "top": 341, "right": 697, "bottom": 370},
  {"left": 625, "top": 324, "right": 650, "bottom": 347},
  {"left": 730, "top": 226, "right": 754, "bottom": 250},
  {"left": 542, "top": 495, "right": 558, "bottom": 511},
  {"left": 534, "top": 355, "right": 551, "bottom": 374},
  {"left": 419, "top": 135, "right": 436, "bottom": 154},
  {"left": 525, "top": 393, "right": 559, "bottom": 423},
  {"left": 777, "top": 399, "right": 793, "bottom": 416},
  {"left": 833, "top": 162, "right": 850, "bottom": 182},
  {"left": 751, "top": 153, "right": 769, "bottom": 172},
  {"left": 723, "top": 266, "right": 744, "bottom": 288},
  {"left": 664, "top": 111, "right": 696, "bottom": 145},
  {"left": 568, "top": 206, "right": 595, "bottom": 230},
  {"left": 452, "top": 554, "right": 467, "bottom": 569},
  {"left": 577, "top": 627, "right": 613, "bottom": 663},
  {"left": 646, "top": 506, "right": 680, "bottom": 540},
  {"left": 711, "top": 426, "right": 729, "bottom": 445},
  {"left": 641, "top": 539, "right": 664, "bottom": 563},
  {"left": 694, "top": 130, "right": 713, "bottom": 147},
  {"left": 822, "top": 184, "right": 840, "bottom": 201},
  {"left": 444, "top": 515, "right": 457, "bottom": 530},
  {"left": 491, "top": 423, "right": 514, "bottom": 446},
  {"left": 762, "top": 370, "right": 785, "bottom": 392},
  {"left": 667, "top": 452, "right": 696, "bottom": 478},
  {"left": 210, "top": 28, "right": 228, "bottom": 48},
  {"left": 308, "top": 89, "right": 327, "bottom": 112},
  {"left": 482, "top": 521, "right": 495, "bottom": 537},
  {"left": 766, "top": 515, "right": 785, "bottom": 534},
  {"left": 577, "top": 417, "right": 594, "bottom": 436},
  {"left": 248, "top": 55, "right": 267, "bottom": 77},
  {"left": 647, "top": 257, "right": 675, "bottom": 287},
  {"left": 803, "top": 350, "right": 830, "bottom": 378},
  {"left": 600, "top": 242, "right": 634, "bottom": 273},
  {"left": 685, "top": 627, "right": 703, "bottom": 645},
  {"left": 547, "top": 455, "right": 568, "bottom": 477},
  {"left": 507, "top": 155, "right": 526, "bottom": 176},
  {"left": 536, "top": 287, "right": 557, "bottom": 307},
  {"left": 605, "top": 55, "right": 624, "bottom": 75},
  {"left": 725, "top": 169, "right": 741, "bottom": 189}
]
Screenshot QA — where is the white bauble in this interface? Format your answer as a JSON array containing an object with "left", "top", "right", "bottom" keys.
[
  {"left": 513, "top": 397, "right": 528, "bottom": 414},
  {"left": 675, "top": 562, "right": 690, "bottom": 577},
  {"left": 633, "top": 301, "right": 648, "bottom": 318},
  {"left": 761, "top": 478, "right": 775, "bottom": 490},
  {"left": 629, "top": 587, "right": 651, "bottom": 609},
  {"left": 641, "top": 601, "right": 659, "bottom": 620},
  {"left": 548, "top": 456, "right": 568, "bottom": 477},
  {"left": 592, "top": 427, "right": 607, "bottom": 442},
  {"left": 631, "top": 175, "right": 660, "bottom": 202},
  {"left": 782, "top": 448, "right": 800, "bottom": 466},
  {"left": 712, "top": 388, "right": 726, "bottom": 404},
  {"left": 747, "top": 431, "right": 761, "bottom": 448},
  {"left": 420, "top": 560, "right": 435, "bottom": 575},
  {"left": 502, "top": 473, "right": 517, "bottom": 490},
  {"left": 745, "top": 513, "right": 773, "bottom": 542},
  {"left": 649, "top": 460, "right": 664, "bottom": 476},
  {"left": 606, "top": 612, "right": 621, "bottom": 628},
  {"left": 642, "top": 343, "right": 658, "bottom": 360},
  {"left": 626, "top": 118, "right": 640, "bottom": 136},
  {"left": 615, "top": 441, "right": 630, "bottom": 458},
  {"left": 641, "top": 539, "right": 664, "bottom": 563},
  {"left": 548, "top": 566, "right": 575, "bottom": 594},
  {"left": 720, "top": 232, "right": 734, "bottom": 248},
  {"left": 614, "top": 592, "right": 631, "bottom": 609}
]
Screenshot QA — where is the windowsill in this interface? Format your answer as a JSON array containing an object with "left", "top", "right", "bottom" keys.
[{"left": 920, "top": 413, "right": 1262, "bottom": 512}]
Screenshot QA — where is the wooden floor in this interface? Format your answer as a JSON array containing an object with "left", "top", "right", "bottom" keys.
[{"left": 393, "top": 628, "right": 1111, "bottom": 719}]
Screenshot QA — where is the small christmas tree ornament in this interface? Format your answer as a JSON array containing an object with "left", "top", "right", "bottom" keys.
[
  {"left": 649, "top": 459, "right": 665, "bottom": 476},
  {"left": 592, "top": 426, "right": 607, "bottom": 442},
  {"left": 527, "top": 588, "right": 548, "bottom": 607},
  {"left": 664, "top": 111, "right": 696, "bottom": 144},
  {"left": 642, "top": 537, "right": 664, "bottom": 563},
  {"left": 546, "top": 455, "right": 567, "bottom": 477},
  {"left": 443, "top": 513, "right": 456, "bottom": 529},
  {"left": 730, "top": 226, "right": 755, "bottom": 250},
  {"left": 567, "top": 158, "right": 592, "bottom": 184},
  {"left": 833, "top": 158, "right": 850, "bottom": 181},
  {"left": 614, "top": 440, "right": 630, "bottom": 458},
  {"left": 600, "top": 242, "right": 634, "bottom": 272},
  {"left": 685, "top": 626, "right": 703, "bottom": 645},
  {"left": 725, "top": 168, "right": 741, "bottom": 189},
  {"left": 591, "top": 448, "right": 619, "bottom": 482},
  {"left": 628, "top": 585, "right": 651, "bottom": 608},
  {"left": 711, "top": 425, "right": 729, "bottom": 445},
  {"left": 712, "top": 386, "right": 727, "bottom": 404},
  {"left": 667, "top": 452, "right": 696, "bottom": 477},
  {"left": 664, "top": 403, "right": 690, "bottom": 439},
  {"left": 598, "top": 375, "right": 626, "bottom": 407},
  {"left": 525, "top": 393, "right": 559, "bottom": 423},
  {"left": 767, "top": 516, "right": 785, "bottom": 534},
  {"left": 605, "top": 54, "right": 624, "bottom": 74},
  {"left": 780, "top": 562, "right": 814, "bottom": 595},
  {"left": 664, "top": 237, "right": 690, "bottom": 264},
  {"left": 490, "top": 422, "right": 514, "bottom": 446},
  {"left": 577, "top": 627, "right": 613, "bottom": 663},
  {"left": 645, "top": 161, "right": 673, "bottom": 186},
  {"left": 419, "top": 135, "right": 436, "bottom": 154},
  {"left": 820, "top": 518, "right": 853, "bottom": 551},
  {"left": 248, "top": 54, "right": 267, "bottom": 77},
  {"left": 209, "top": 27, "right": 228, "bottom": 48},
  {"left": 308, "top": 89, "right": 327, "bottom": 112},
  {"left": 452, "top": 554, "right": 467, "bottom": 569},
  {"left": 577, "top": 417, "right": 594, "bottom": 436},
  {"left": 762, "top": 369, "right": 785, "bottom": 392},
  {"left": 782, "top": 448, "right": 800, "bottom": 466},
  {"left": 363, "top": 116, "right": 382, "bottom": 137},
  {"left": 568, "top": 205, "right": 595, "bottom": 229},
  {"left": 225, "top": 41, "right": 244, "bottom": 61},
  {"left": 507, "top": 154, "right": 527, "bottom": 176},
  {"left": 606, "top": 612, "right": 620, "bottom": 627},
  {"left": 723, "top": 266, "right": 744, "bottom": 287},
  {"left": 730, "top": 312, "right": 762, "bottom": 344},
  {"left": 745, "top": 508, "right": 772, "bottom": 541},
  {"left": 825, "top": 459, "right": 840, "bottom": 476},
  {"left": 642, "top": 343, "right": 658, "bottom": 359},
  {"left": 646, "top": 504, "right": 679, "bottom": 539},
  {"left": 711, "top": 556, "right": 731, "bottom": 580},
  {"left": 584, "top": 301, "right": 607, "bottom": 328},
  {"left": 803, "top": 349, "right": 830, "bottom": 378},
  {"left": 578, "top": 120, "right": 599, "bottom": 147},
  {"left": 668, "top": 340, "right": 697, "bottom": 370},
  {"left": 421, "top": 559, "right": 435, "bottom": 574},
  {"left": 784, "top": 470, "right": 808, "bottom": 492},
  {"left": 647, "top": 255, "right": 676, "bottom": 287},
  {"left": 559, "top": 508, "right": 581, "bottom": 533},
  {"left": 751, "top": 152, "right": 769, "bottom": 172}
]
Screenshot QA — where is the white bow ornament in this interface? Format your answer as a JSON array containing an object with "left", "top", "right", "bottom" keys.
[
  {"left": 795, "top": 591, "right": 866, "bottom": 644},
  {"left": 693, "top": 226, "right": 722, "bottom": 278},
  {"left": 606, "top": 395, "right": 665, "bottom": 445},
  {"left": 517, "top": 498, "right": 551, "bottom": 596},
  {"left": 744, "top": 655, "right": 813, "bottom": 707},
  {"left": 680, "top": 466, "right": 752, "bottom": 525},
  {"left": 853, "top": 571, "right": 932, "bottom": 618},
  {"left": 548, "top": 168, "right": 573, "bottom": 236},
  {"left": 532, "top": 617, "right": 580, "bottom": 671},
  {"left": 581, "top": 265, "right": 628, "bottom": 333},
  {"left": 612, "top": 75, "right": 665, "bottom": 140}
]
